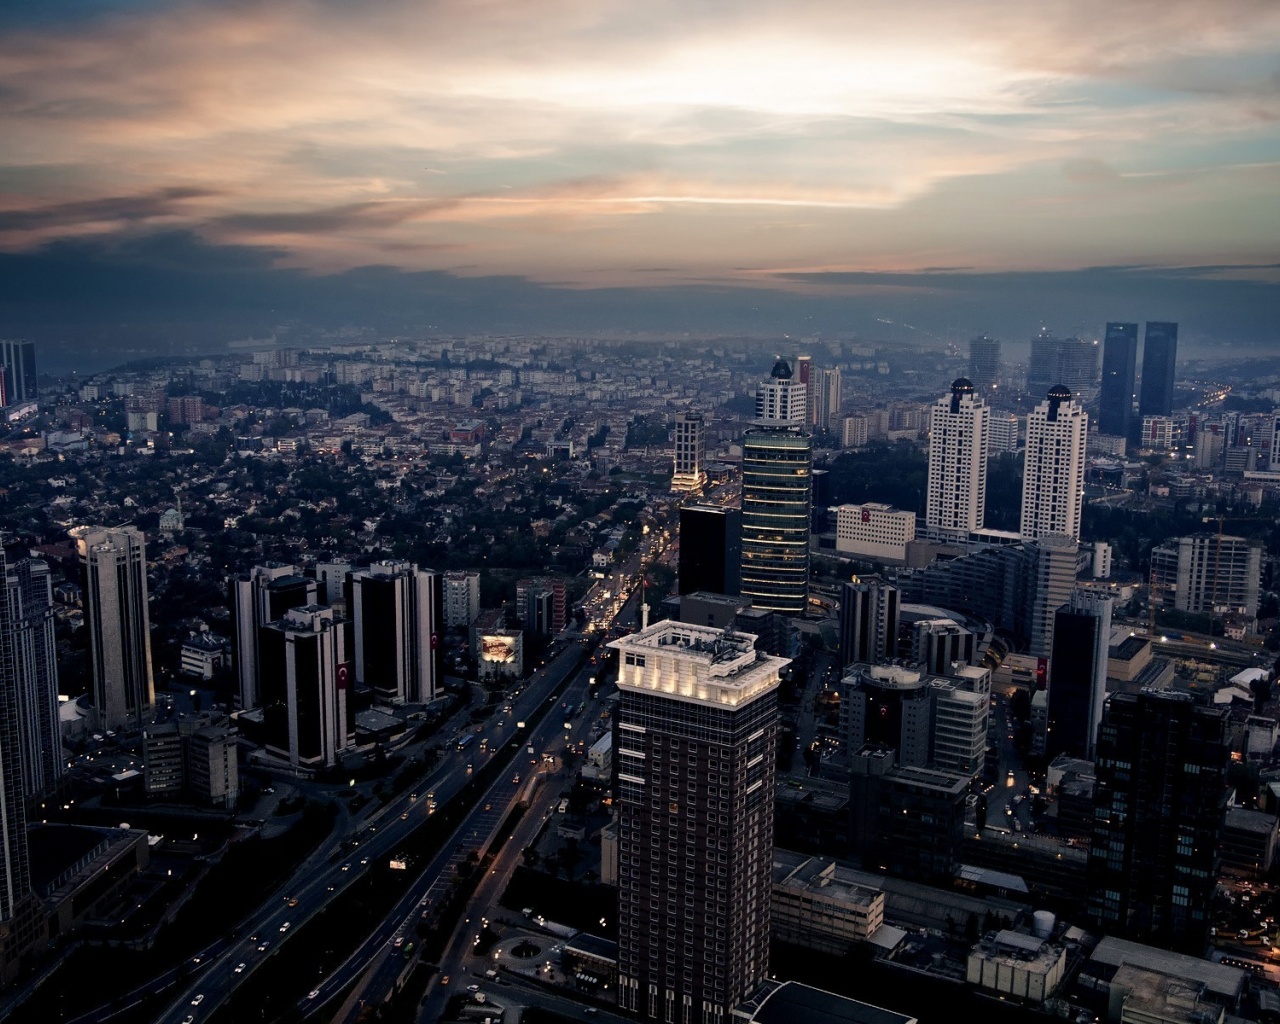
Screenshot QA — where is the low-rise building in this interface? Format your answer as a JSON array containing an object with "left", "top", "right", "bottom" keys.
[
  {"left": 834, "top": 503, "right": 916, "bottom": 563},
  {"left": 965, "top": 929, "right": 1067, "bottom": 1004},
  {"left": 771, "top": 855, "right": 886, "bottom": 954}
]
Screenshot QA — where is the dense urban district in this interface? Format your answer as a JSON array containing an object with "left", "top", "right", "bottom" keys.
[{"left": 2, "top": 328, "right": 1280, "bottom": 1024}]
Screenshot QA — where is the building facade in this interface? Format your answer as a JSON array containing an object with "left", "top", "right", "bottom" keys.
[
  {"left": 443, "top": 570, "right": 481, "bottom": 629},
  {"left": 1138, "top": 321, "right": 1179, "bottom": 420},
  {"left": 259, "top": 605, "right": 351, "bottom": 769},
  {"left": 0, "top": 340, "right": 36, "bottom": 404},
  {"left": 1045, "top": 591, "right": 1112, "bottom": 760},
  {"left": 838, "top": 578, "right": 900, "bottom": 668},
  {"left": 230, "top": 563, "right": 318, "bottom": 711},
  {"left": 833, "top": 503, "right": 915, "bottom": 563},
  {"left": 347, "top": 561, "right": 444, "bottom": 705},
  {"left": 672, "top": 412, "right": 707, "bottom": 492},
  {"left": 1098, "top": 322, "right": 1138, "bottom": 440},
  {"left": 968, "top": 335, "right": 1001, "bottom": 392},
  {"left": 609, "top": 621, "right": 787, "bottom": 1023},
  {"left": 71, "top": 525, "right": 154, "bottom": 732},
  {"left": 1, "top": 541, "right": 62, "bottom": 802},
  {"left": 678, "top": 505, "right": 742, "bottom": 597},
  {"left": 1150, "top": 534, "right": 1263, "bottom": 618},
  {"left": 1020, "top": 386, "right": 1087, "bottom": 543},
  {"left": 925, "top": 379, "right": 989, "bottom": 539},
  {"left": 1086, "top": 690, "right": 1228, "bottom": 954}
]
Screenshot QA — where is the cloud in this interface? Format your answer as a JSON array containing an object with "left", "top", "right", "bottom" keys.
[{"left": 0, "top": 1, "right": 1276, "bottom": 287}]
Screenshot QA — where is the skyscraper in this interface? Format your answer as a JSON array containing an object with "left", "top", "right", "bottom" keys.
[
  {"left": 609, "top": 620, "right": 787, "bottom": 1022},
  {"left": 741, "top": 358, "right": 812, "bottom": 616},
  {"left": 259, "top": 605, "right": 351, "bottom": 768},
  {"left": 794, "top": 354, "right": 814, "bottom": 427},
  {"left": 839, "top": 577, "right": 899, "bottom": 667},
  {"left": 1138, "top": 321, "right": 1178, "bottom": 420},
  {"left": 1087, "top": 689, "right": 1228, "bottom": 953},
  {"left": 1020, "top": 385, "right": 1087, "bottom": 542},
  {"left": 816, "top": 367, "right": 841, "bottom": 433},
  {"left": 71, "top": 525, "right": 154, "bottom": 732},
  {"left": 967, "top": 335, "right": 1001, "bottom": 392},
  {"left": 230, "top": 563, "right": 319, "bottom": 711},
  {"left": 1098, "top": 323, "right": 1138, "bottom": 439},
  {"left": 1027, "top": 332, "right": 1098, "bottom": 395},
  {"left": 347, "top": 561, "right": 443, "bottom": 705},
  {"left": 0, "top": 341, "right": 36, "bottom": 405},
  {"left": 1045, "top": 590, "right": 1112, "bottom": 760},
  {"left": 678, "top": 505, "right": 741, "bottom": 596},
  {"left": 672, "top": 412, "right": 706, "bottom": 491},
  {"left": 442, "top": 570, "right": 481, "bottom": 628},
  {"left": 0, "top": 548, "right": 32, "bottom": 944},
  {"left": 1, "top": 540, "right": 62, "bottom": 802},
  {"left": 926, "top": 379, "right": 989, "bottom": 539}
]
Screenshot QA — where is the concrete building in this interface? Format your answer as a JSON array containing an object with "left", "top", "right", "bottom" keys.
[
  {"left": 841, "top": 414, "right": 868, "bottom": 449},
  {"left": 925, "top": 379, "right": 989, "bottom": 539},
  {"left": 966, "top": 930, "right": 1067, "bottom": 1004},
  {"left": 672, "top": 411, "right": 707, "bottom": 491},
  {"left": 516, "top": 576, "right": 567, "bottom": 634},
  {"left": 1150, "top": 533, "right": 1263, "bottom": 619},
  {"left": 771, "top": 855, "right": 885, "bottom": 954},
  {"left": 930, "top": 682, "right": 987, "bottom": 777},
  {"left": 1046, "top": 591, "right": 1112, "bottom": 760},
  {"left": 838, "top": 577, "right": 899, "bottom": 668},
  {"left": 71, "top": 525, "right": 154, "bottom": 732},
  {"left": 609, "top": 621, "right": 788, "bottom": 1023},
  {"left": 259, "top": 605, "right": 351, "bottom": 769},
  {"left": 988, "top": 412, "right": 1020, "bottom": 455},
  {"left": 179, "top": 631, "right": 226, "bottom": 680},
  {"left": 834, "top": 503, "right": 915, "bottom": 562},
  {"left": 347, "top": 561, "right": 444, "bottom": 705},
  {"left": 679, "top": 505, "right": 742, "bottom": 597},
  {"left": 755, "top": 358, "right": 807, "bottom": 425},
  {"left": 142, "top": 722, "right": 184, "bottom": 799},
  {"left": 0, "top": 340, "right": 36, "bottom": 404},
  {"left": 186, "top": 724, "right": 239, "bottom": 810},
  {"left": 1021, "top": 386, "right": 1087, "bottom": 543},
  {"left": 815, "top": 368, "right": 841, "bottom": 434},
  {"left": 968, "top": 335, "right": 1001, "bottom": 392},
  {"left": 443, "top": 570, "right": 480, "bottom": 628}
]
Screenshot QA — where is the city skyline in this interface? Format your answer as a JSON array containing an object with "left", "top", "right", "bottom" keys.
[{"left": 0, "top": 2, "right": 1278, "bottom": 362}]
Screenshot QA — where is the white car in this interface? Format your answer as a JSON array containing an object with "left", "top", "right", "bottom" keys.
[
  {"left": 308, "top": 989, "right": 321, "bottom": 1000},
  {"left": 191, "top": 993, "right": 205, "bottom": 1006},
  {"left": 234, "top": 962, "right": 246, "bottom": 974},
  {"left": 279, "top": 921, "right": 291, "bottom": 932}
]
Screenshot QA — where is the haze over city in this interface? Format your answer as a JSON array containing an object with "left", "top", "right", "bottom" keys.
[{"left": 1, "top": 0, "right": 1278, "bottom": 366}]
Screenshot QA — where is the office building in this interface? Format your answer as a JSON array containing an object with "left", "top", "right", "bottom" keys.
[
  {"left": 71, "top": 526, "right": 154, "bottom": 732},
  {"left": 0, "top": 546, "right": 34, "bottom": 934},
  {"left": 516, "top": 576, "right": 567, "bottom": 634},
  {"left": 1270, "top": 415, "right": 1280, "bottom": 473},
  {"left": 1086, "top": 690, "right": 1228, "bottom": 953},
  {"left": 1028, "top": 332, "right": 1098, "bottom": 395},
  {"left": 794, "top": 354, "right": 814, "bottom": 427},
  {"left": 840, "top": 664, "right": 933, "bottom": 767},
  {"left": 815, "top": 367, "right": 841, "bottom": 433},
  {"left": 443, "top": 569, "right": 480, "bottom": 628},
  {"left": 0, "top": 340, "right": 36, "bottom": 405},
  {"left": 833, "top": 503, "right": 915, "bottom": 562},
  {"left": 678, "top": 505, "right": 741, "bottom": 596},
  {"left": 1138, "top": 321, "right": 1178, "bottom": 420},
  {"left": 968, "top": 335, "right": 1001, "bottom": 392},
  {"left": 1098, "top": 323, "right": 1138, "bottom": 439},
  {"left": 1, "top": 540, "right": 62, "bottom": 802},
  {"left": 925, "top": 379, "right": 989, "bottom": 538},
  {"left": 909, "top": 618, "right": 976, "bottom": 675},
  {"left": 1028, "top": 534, "right": 1078, "bottom": 659},
  {"left": 839, "top": 578, "right": 899, "bottom": 667},
  {"left": 1045, "top": 591, "right": 1112, "bottom": 760},
  {"left": 347, "top": 561, "right": 444, "bottom": 705},
  {"left": 259, "top": 605, "right": 351, "bottom": 769},
  {"left": 609, "top": 621, "right": 788, "bottom": 1022},
  {"left": 1150, "top": 534, "right": 1263, "bottom": 618},
  {"left": 841, "top": 414, "right": 868, "bottom": 449},
  {"left": 742, "top": 360, "right": 812, "bottom": 615},
  {"left": 230, "top": 563, "right": 318, "bottom": 711},
  {"left": 988, "top": 411, "right": 1020, "bottom": 455},
  {"left": 672, "top": 412, "right": 707, "bottom": 491},
  {"left": 1020, "top": 385, "right": 1087, "bottom": 542}
]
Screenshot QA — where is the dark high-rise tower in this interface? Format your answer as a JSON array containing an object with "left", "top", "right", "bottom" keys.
[
  {"left": 71, "top": 526, "right": 154, "bottom": 732},
  {"left": 1, "top": 539, "right": 62, "bottom": 803},
  {"left": 230, "top": 564, "right": 318, "bottom": 711},
  {"left": 346, "top": 561, "right": 443, "bottom": 705},
  {"left": 678, "top": 505, "right": 741, "bottom": 596},
  {"left": 609, "top": 621, "right": 787, "bottom": 1023},
  {"left": 0, "top": 546, "right": 34, "bottom": 928},
  {"left": 1098, "top": 322, "right": 1138, "bottom": 438},
  {"left": 1086, "top": 689, "right": 1228, "bottom": 954},
  {"left": 839, "top": 577, "right": 899, "bottom": 667},
  {"left": 1138, "top": 321, "right": 1178, "bottom": 419},
  {"left": 0, "top": 341, "right": 36, "bottom": 405},
  {"left": 1045, "top": 591, "right": 1111, "bottom": 760},
  {"left": 967, "top": 335, "right": 1001, "bottom": 392}
]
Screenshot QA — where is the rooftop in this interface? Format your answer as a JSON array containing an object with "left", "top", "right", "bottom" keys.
[
  {"left": 736, "top": 980, "right": 916, "bottom": 1024},
  {"left": 1090, "top": 936, "right": 1245, "bottom": 1001}
]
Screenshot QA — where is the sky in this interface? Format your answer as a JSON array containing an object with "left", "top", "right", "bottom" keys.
[{"left": 1, "top": 0, "right": 1278, "bottom": 362}]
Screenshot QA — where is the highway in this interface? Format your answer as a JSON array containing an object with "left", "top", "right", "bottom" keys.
[{"left": 152, "top": 642, "right": 587, "bottom": 1024}]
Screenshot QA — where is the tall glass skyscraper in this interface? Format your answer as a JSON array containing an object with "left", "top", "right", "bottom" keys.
[
  {"left": 741, "top": 359, "right": 811, "bottom": 615},
  {"left": 1138, "top": 321, "right": 1178, "bottom": 419},
  {"left": 1098, "top": 322, "right": 1137, "bottom": 438}
]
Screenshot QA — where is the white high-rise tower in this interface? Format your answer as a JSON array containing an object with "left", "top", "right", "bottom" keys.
[
  {"left": 671, "top": 412, "right": 706, "bottom": 491},
  {"left": 1021, "top": 385, "right": 1088, "bottom": 542},
  {"left": 926, "top": 378, "right": 989, "bottom": 539}
]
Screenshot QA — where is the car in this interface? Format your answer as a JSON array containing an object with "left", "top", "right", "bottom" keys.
[
  {"left": 394, "top": 936, "right": 405, "bottom": 948},
  {"left": 308, "top": 989, "right": 321, "bottom": 1000},
  {"left": 183, "top": 1017, "right": 195, "bottom": 1024},
  {"left": 279, "top": 921, "right": 291, "bottom": 932},
  {"left": 341, "top": 863, "right": 351, "bottom": 871},
  {"left": 360, "top": 857, "right": 369, "bottom": 865},
  {"left": 467, "top": 983, "right": 481, "bottom": 992},
  {"left": 191, "top": 994, "right": 205, "bottom": 1006},
  {"left": 512, "top": 774, "right": 521, "bottom": 784},
  {"left": 466, "top": 764, "right": 473, "bottom": 774},
  {"left": 287, "top": 897, "right": 299, "bottom": 907},
  {"left": 257, "top": 940, "right": 270, "bottom": 951},
  {"left": 234, "top": 962, "right": 246, "bottom": 974},
  {"left": 401, "top": 812, "right": 408, "bottom": 820},
  {"left": 441, "top": 975, "right": 451, "bottom": 986}
]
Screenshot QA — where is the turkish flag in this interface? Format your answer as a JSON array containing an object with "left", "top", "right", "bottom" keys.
[{"left": 337, "top": 662, "right": 351, "bottom": 690}]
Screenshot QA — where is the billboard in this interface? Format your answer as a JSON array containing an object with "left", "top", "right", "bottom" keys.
[{"left": 480, "top": 633, "right": 519, "bottom": 664}]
